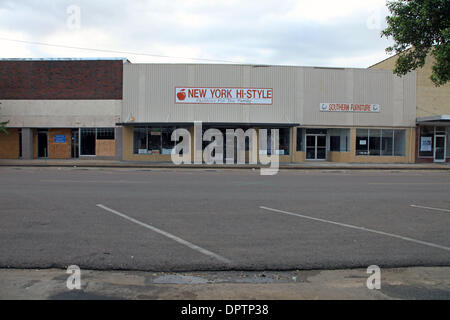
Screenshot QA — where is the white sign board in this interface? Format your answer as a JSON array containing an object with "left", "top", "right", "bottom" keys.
[
  {"left": 320, "top": 103, "right": 380, "bottom": 112},
  {"left": 420, "top": 137, "right": 432, "bottom": 151},
  {"left": 175, "top": 87, "right": 273, "bottom": 104}
]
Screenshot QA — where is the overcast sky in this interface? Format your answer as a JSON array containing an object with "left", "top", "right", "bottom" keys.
[{"left": 0, "top": 0, "right": 395, "bottom": 67}]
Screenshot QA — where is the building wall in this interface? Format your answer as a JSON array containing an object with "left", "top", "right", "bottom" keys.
[
  {"left": 0, "top": 59, "right": 123, "bottom": 159},
  {"left": 369, "top": 54, "right": 450, "bottom": 118},
  {"left": 0, "top": 60, "right": 123, "bottom": 100},
  {"left": 123, "top": 64, "right": 300, "bottom": 124},
  {"left": 123, "top": 64, "right": 416, "bottom": 128},
  {"left": 302, "top": 68, "right": 416, "bottom": 127},
  {"left": 0, "top": 100, "right": 121, "bottom": 128},
  {"left": 0, "top": 129, "right": 19, "bottom": 159}
]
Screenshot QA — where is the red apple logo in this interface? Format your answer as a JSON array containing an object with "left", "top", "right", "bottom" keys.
[{"left": 177, "top": 89, "right": 186, "bottom": 101}]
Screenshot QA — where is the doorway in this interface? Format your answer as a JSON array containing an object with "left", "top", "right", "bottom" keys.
[
  {"left": 434, "top": 134, "right": 446, "bottom": 162},
  {"left": 71, "top": 129, "right": 79, "bottom": 158},
  {"left": 37, "top": 129, "right": 48, "bottom": 158},
  {"left": 306, "top": 134, "right": 327, "bottom": 160}
]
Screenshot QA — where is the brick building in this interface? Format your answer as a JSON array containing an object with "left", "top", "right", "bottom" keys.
[{"left": 0, "top": 58, "right": 125, "bottom": 159}]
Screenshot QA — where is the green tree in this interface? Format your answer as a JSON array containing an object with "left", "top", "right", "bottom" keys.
[
  {"left": 0, "top": 103, "right": 7, "bottom": 134},
  {"left": 381, "top": 0, "right": 449, "bottom": 86},
  {"left": 0, "top": 120, "right": 8, "bottom": 135}
]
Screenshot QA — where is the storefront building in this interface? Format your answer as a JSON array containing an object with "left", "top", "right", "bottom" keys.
[
  {"left": 121, "top": 63, "right": 416, "bottom": 163},
  {"left": 0, "top": 58, "right": 125, "bottom": 160},
  {"left": 370, "top": 53, "right": 450, "bottom": 163},
  {"left": 2, "top": 57, "right": 447, "bottom": 164}
]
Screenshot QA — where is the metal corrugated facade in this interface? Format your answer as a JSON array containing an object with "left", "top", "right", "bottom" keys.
[{"left": 123, "top": 64, "right": 416, "bottom": 127}]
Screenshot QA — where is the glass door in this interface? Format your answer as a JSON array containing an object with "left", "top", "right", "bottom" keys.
[
  {"left": 434, "top": 135, "right": 446, "bottom": 162},
  {"left": 316, "top": 135, "right": 327, "bottom": 160},
  {"left": 306, "top": 135, "right": 316, "bottom": 160},
  {"left": 306, "top": 134, "right": 327, "bottom": 160}
]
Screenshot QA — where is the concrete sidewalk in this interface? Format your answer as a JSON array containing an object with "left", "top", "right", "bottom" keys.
[
  {"left": 0, "top": 159, "right": 449, "bottom": 170},
  {"left": 1, "top": 267, "right": 449, "bottom": 300}
]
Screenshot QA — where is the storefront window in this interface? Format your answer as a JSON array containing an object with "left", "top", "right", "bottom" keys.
[
  {"left": 328, "top": 128, "right": 350, "bottom": 152},
  {"left": 394, "top": 130, "right": 406, "bottom": 156},
  {"left": 447, "top": 129, "right": 450, "bottom": 155},
  {"left": 418, "top": 126, "right": 434, "bottom": 157},
  {"left": 80, "top": 128, "right": 96, "bottom": 155},
  {"left": 356, "top": 129, "right": 369, "bottom": 155},
  {"left": 79, "top": 128, "right": 116, "bottom": 156},
  {"left": 369, "top": 129, "right": 381, "bottom": 155},
  {"left": 148, "top": 127, "right": 162, "bottom": 154},
  {"left": 296, "top": 128, "right": 304, "bottom": 151},
  {"left": 278, "top": 128, "right": 290, "bottom": 155},
  {"left": 133, "top": 126, "right": 186, "bottom": 155},
  {"left": 162, "top": 127, "right": 176, "bottom": 154},
  {"left": 264, "top": 128, "right": 290, "bottom": 155},
  {"left": 381, "top": 129, "right": 393, "bottom": 156},
  {"left": 133, "top": 127, "right": 147, "bottom": 154},
  {"left": 96, "top": 128, "right": 115, "bottom": 140},
  {"left": 356, "top": 129, "right": 406, "bottom": 157}
]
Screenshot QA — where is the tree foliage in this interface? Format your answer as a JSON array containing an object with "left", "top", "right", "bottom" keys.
[
  {"left": 381, "top": 0, "right": 450, "bottom": 86},
  {"left": 0, "top": 103, "right": 7, "bottom": 135}
]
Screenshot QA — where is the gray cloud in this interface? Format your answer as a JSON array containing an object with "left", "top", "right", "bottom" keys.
[{"left": 0, "top": 0, "right": 394, "bottom": 67}]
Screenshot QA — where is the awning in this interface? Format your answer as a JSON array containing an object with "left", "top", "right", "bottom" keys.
[
  {"left": 416, "top": 115, "right": 450, "bottom": 125},
  {"left": 116, "top": 122, "right": 300, "bottom": 128}
]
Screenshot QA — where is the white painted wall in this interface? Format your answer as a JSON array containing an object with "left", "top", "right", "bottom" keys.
[
  {"left": 123, "top": 64, "right": 416, "bottom": 127},
  {"left": 0, "top": 100, "right": 121, "bottom": 127}
]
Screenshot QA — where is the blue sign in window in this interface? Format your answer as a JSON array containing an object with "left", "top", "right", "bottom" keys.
[{"left": 54, "top": 135, "right": 66, "bottom": 143}]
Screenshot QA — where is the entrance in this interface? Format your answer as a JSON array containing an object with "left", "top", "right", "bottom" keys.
[
  {"left": 306, "top": 129, "right": 327, "bottom": 160},
  {"left": 37, "top": 129, "right": 48, "bottom": 158},
  {"left": 434, "top": 134, "right": 446, "bottom": 162},
  {"left": 71, "top": 129, "right": 79, "bottom": 158}
]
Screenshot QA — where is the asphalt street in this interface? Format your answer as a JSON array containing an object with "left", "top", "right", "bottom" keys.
[{"left": 0, "top": 167, "right": 449, "bottom": 271}]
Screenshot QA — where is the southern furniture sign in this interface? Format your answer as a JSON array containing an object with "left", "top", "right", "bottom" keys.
[
  {"left": 320, "top": 103, "right": 380, "bottom": 112},
  {"left": 175, "top": 87, "right": 273, "bottom": 104}
]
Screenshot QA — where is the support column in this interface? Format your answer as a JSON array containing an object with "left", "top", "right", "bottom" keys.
[
  {"left": 115, "top": 127, "right": 123, "bottom": 160},
  {"left": 21, "top": 128, "right": 33, "bottom": 159}
]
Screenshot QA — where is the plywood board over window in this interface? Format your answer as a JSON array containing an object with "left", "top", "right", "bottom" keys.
[
  {"left": 96, "top": 139, "right": 115, "bottom": 156},
  {"left": 0, "top": 128, "right": 19, "bottom": 159},
  {"left": 49, "top": 128, "right": 71, "bottom": 159}
]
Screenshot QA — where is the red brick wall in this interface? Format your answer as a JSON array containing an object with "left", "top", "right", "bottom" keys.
[{"left": 0, "top": 60, "right": 123, "bottom": 99}]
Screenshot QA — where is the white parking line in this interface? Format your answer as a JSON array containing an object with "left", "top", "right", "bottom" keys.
[
  {"left": 96, "top": 204, "right": 232, "bottom": 264},
  {"left": 410, "top": 205, "right": 450, "bottom": 213},
  {"left": 260, "top": 206, "right": 450, "bottom": 252}
]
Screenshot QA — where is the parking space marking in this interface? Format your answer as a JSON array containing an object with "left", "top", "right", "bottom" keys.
[
  {"left": 260, "top": 206, "right": 450, "bottom": 252},
  {"left": 410, "top": 205, "right": 450, "bottom": 213},
  {"left": 96, "top": 204, "right": 232, "bottom": 264},
  {"left": 368, "top": 182, "right": 450, "bottom": 185}
]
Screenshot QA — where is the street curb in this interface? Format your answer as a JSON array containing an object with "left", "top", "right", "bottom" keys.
[{"left": 0, "top": 163, "right": 449, "bottom": 170}]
